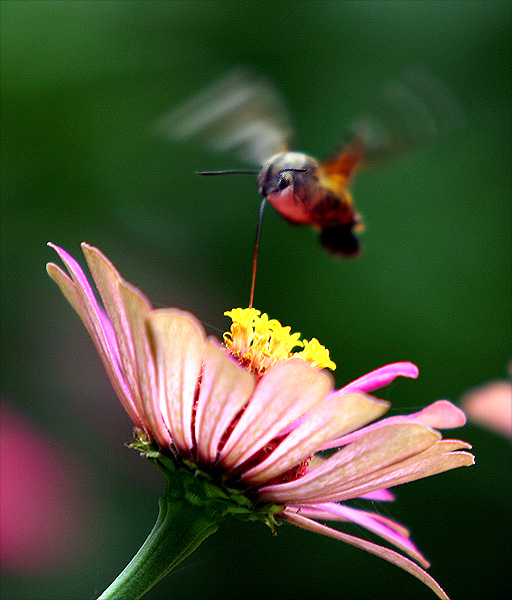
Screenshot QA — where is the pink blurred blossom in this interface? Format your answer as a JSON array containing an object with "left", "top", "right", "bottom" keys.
[
  {"left": 0, "top": 401, "right": 92, "bottom": 574},
  {"left": 461, "top": 366, "right": 512, "bottom": 439}
]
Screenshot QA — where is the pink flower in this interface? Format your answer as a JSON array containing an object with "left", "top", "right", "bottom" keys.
[
  {"left": 0, "top": 401, "right": 92, "bottom": 574},
  {"left": 47, "top": 242, "right": 474, "bottom": 600},
  {"left": 461, "top": 363, "right": 512, "bottom": 439}
]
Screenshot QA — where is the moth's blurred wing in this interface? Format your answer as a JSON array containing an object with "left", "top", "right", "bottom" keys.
[
  {"left": 155, "top": 69, "right": 292, "bottom": 166},
  {"left": 320, "top": 136, "right": 366, "bottom": 185},
  {"left": 322, "top": 66, "right": 465, "bottom": 180}
]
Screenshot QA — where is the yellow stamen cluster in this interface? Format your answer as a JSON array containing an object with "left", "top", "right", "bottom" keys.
[{"left": 223, "top": 308, "right": 336, "bottom": 374}]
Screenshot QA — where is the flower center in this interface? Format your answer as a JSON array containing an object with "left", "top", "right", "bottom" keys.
[{"left": 223, "top": 308, "right": 336, "bottom": 373}]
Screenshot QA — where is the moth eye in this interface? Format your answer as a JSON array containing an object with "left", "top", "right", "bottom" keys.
[{"left": 277, "top": 175, "right": 291, "bottom": 191}]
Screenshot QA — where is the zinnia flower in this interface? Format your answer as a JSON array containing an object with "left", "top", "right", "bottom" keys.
[{"left": 47, "top": 242, "right": 474, "bottom": 600}]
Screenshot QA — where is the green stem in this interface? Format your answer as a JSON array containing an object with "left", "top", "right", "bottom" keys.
[{"left": 97, "top": 490, "right": 219, "bottom": 600}]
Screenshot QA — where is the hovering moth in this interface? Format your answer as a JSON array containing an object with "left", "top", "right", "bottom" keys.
[
  {"left": 157, "top": 68, "right": 462, "bottom": 305},
  {"left": 156, "top": 67, "right": 462, "bottom": 257}
]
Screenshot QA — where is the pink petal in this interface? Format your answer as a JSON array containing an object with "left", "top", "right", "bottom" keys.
[
  {"left": 118, "top": 281, "right": 171, "bottom": 448},
  {"left": 242, "top": 393, "right": 389, "bottom": 486},
  {"left": 301, "top": 505, "right": 409, "bottom": 538},
  {"left": 358, "top": 488, "right": 395, "bottom": 501},
  {"left": 322, "top": 441, "right": 474, "bottom": 503},
  {"left": 288, "top": 504, "right": 410, "bottom": 550},
  {"left": 260, "top": 423, "right": 441, "bottom": 504},
  {"left": 277, "top": 439, "right": 474, "bottom": 505},
  {"left": 282, "top": 511, "right": 451, "bottom": 600},
  {"left": 82, "top": 243, "right": 153, "bottom": 429},
  {"left": 219, "top": 360, "right": 333, "bottom": 471},
  {"left": 320, "top": 400, "right": 467, "bottom": 450},
  {"left": 47, "top": 245, "right": 141, "bottom": 426},
  {"left": 406, "top": 400, "right": 467, "bottom": 428},
  {"left": 290, "top": 502, "right": 429, "bottom": 567},
  {"left": 147, "top": 309, "right": 205, "bottom": 454},
  {"left": 194, "top": 338, "right": 255, "bottom": 464},
  {"left": 46, "top": 250, "right": 115, "bottom": 364},
  {"left": 340, "top": 362, "right": 419, "bottom": 395}
]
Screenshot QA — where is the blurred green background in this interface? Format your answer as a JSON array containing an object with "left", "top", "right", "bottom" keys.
[{"left": 1, "top": 1, "right": 510, "bottom": 599}]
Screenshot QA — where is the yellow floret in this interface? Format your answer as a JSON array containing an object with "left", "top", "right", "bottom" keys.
[
  {"left": 297, "top": 338, "right": 337, "bottom": 371},
  {"left": 223, "top": 308, "right": 336, "bottom": 373}
]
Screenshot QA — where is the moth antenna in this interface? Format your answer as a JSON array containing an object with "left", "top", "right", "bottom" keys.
[
  {"left": 196, "top": 169, "right": 261, "bottom": 176},
  {"left": 278, "top": 167, "right": 308, "bottom": 174},
  {"left": 249, "top": 197, "right": 267, "bottom": 309}
]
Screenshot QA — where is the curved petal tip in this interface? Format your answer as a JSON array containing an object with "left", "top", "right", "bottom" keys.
[{"left": 416, "top": 400, "right": 467, "bottom": 429}]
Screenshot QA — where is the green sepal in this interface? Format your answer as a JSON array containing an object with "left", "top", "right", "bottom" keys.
[
  {"left": 99, "top": 433, "right": 287, "bottom": 599},
  {"left": 128, "top": 432, "right": 285, "bottom": 532}
]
